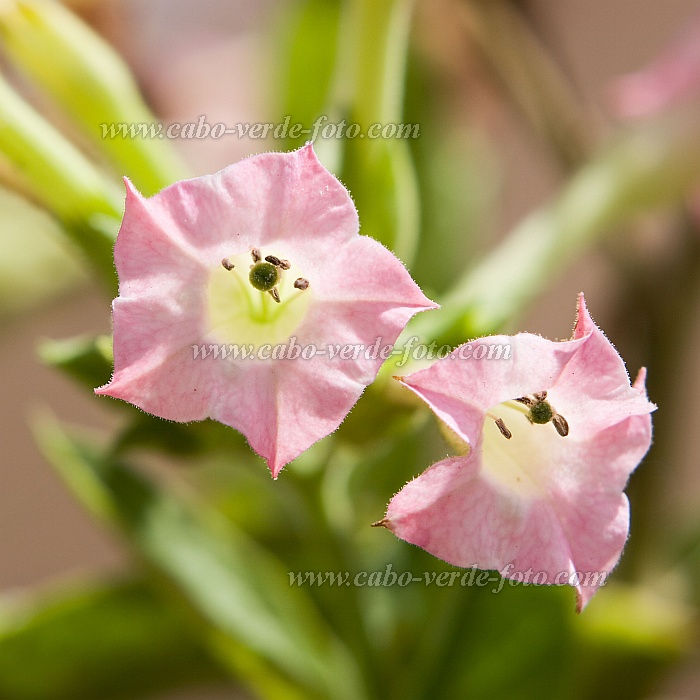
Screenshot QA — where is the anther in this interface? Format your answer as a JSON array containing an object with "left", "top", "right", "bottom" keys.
[
  {"left": 495, "top": 417, "right": 512, "bottom": 440},
  {"left": 294, "top": 278, "right": 309, "bottom": 290},
  {"left": 221, "top": 258, "right": 235, "bottom": 271},
  {"left": 269, "top": 288, "right": 281, "bottom": 303},
  {"left": 552, "top": 414, "right": 569, "bottom": 437},
  {"left": 265, "top": 255, "right": 291, "bottom": 270},
  {"left": 251, "top": 249, "right": 262, "bottom": 263}
]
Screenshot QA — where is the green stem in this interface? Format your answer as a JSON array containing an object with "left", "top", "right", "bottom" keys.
[
  {"left": 338, "top": 0, "right": 420, "bottom": 263},
  {"left": 288, "top": 454, "right": 379, "bottom": 697}
]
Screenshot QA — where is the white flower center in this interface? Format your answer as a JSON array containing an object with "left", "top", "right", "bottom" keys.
[
  {"left": 206, "top": 251, "right": 312, "bottom": 347},
  {"left": 481, "top": 400, "right": 562, "bottom": 499}
]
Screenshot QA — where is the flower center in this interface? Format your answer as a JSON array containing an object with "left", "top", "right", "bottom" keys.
[
  {"left": 249, "top": 261, "right": 280, "bottom": 292},
  {"left": 480, "top": 393, "right": 568, "bottom": 498},
  {"left": 528, "top": 400, "right": 553, "bottom": 424},
  {"left": 206, "top": 249, "right": 312, "bottom": 347}
]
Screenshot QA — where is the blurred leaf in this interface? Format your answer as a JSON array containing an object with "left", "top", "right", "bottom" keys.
[
  {"left": 421, "top": 583, "right": 575, "bottom": 700},
  {"left": 403, "top": 105, "right": 700, "bottom": 346},
  {"left": 576, "top": 583, "right": 694, "bottom": 654},
  {"left": 276, "top": 0, "right": 343, "bottom": 151},
  {"left": 111, "top": 412, "right": 208, "bottom": 458},
  {"left": 0, "top": 0, "right": 187, "bottom": 195},
  {"left": 340, "top": 0, "right": 420, "bottom": 264},
  {"left": 38, "top": 334, "right": 113, "bottom": 390},
  {"left": 0, "top": 578, "right": 227, "bottom": 700},
  {"left": 34, "top": 414, "right": 369, "bottom": 700},
  {"left": 408, "top": 119, "right": 498, "bottom": 296},
  {"left": 0, "top": 187, "right": 85, "bottom": 317},
  {"left": 0, "top": 74, "right": 120, "bottom": 293},
  {"left": 343, "top": 135, "right": 420, "bottom": 264}
]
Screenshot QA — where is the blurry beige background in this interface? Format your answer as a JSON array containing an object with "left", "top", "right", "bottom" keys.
[{"left": 1, "top": 1, "right": 699, "bottom": 698}]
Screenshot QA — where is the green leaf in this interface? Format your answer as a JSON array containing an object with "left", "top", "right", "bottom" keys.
[
  {"left": 339, "top": 0, "right": 420, "bottom": 264},
  {"left": 0, "top": 187, "right": 85, "bottom": 318},
  {"left": 0, "top": 578, "right": 227, "bottom": 700},
  {"left": 275, "top": 0, "right": 343, "bottom": 151},
  {"left": 38, "top": 335, "right": 113, "bottom": 391},
  {"left": 0, "top": 0, "right": 187, "bottom": 195},
  {"left": 0, "top": 74, "right": 120, "bottom": 293},
  {"left": 33, "top": 414, "right": 368, "bottom": 700},
  {"left": 343, "top": 135, "right": 420, "bottom": 264}
]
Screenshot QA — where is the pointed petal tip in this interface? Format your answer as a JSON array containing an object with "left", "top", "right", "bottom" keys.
[
  {"left": 93, "top": 383, "right": 112, "bottom": 397},
  {"left": 371, "top": 518, "right": 391, "bottom": 529},
  {"left": 633, "top": 367, "right": 648, "bottom": 392},
  {"left": 267, "top": 451, "right": 291, "bottom": 480},
  {"left": 268, "top": 461, "right": 284, "bottom": 480},
  {"left": 297, "top": 141, "right": 318, "bottom": 162},
  {"left": 122, "top": 176, "right": 139, "bottom": 195},
  {"left": 632, "top": 367, "right": 657, "bottom": 410},
  {"left": 572, "top": 291, "right": 596, "bottom": 339}
]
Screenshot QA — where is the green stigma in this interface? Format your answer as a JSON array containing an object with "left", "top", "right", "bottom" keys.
[
  {"left": 529, "top": 400, "right": 554, "bottom": 424},
  {"left": 249, "top": 262, "right": 279, "bottom": 291}
]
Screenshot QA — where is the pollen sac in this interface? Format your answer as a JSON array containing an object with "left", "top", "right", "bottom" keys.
[
  {"left": 249, "top": 261, "right": 280, "bottom": 291},
  {"left": 552, "top": 414, "right": 569, "bottom": 437},
  {"left": 529, "top": 400, "right": 554, "bottom": 425}
]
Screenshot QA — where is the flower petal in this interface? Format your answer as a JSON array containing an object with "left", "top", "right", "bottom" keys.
[
  {"left": 141, "top": 143, "right": 359, "bottom": 266},
  {"left": 397, "top": 333, "right": 585, "bottom": 448},
  {"left": 550, "top": 294, "right": 656, "bottom": 439}
]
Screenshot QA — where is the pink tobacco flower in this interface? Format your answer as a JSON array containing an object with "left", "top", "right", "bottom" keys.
[
  {"left": 96, "top": 144, "right": 436, "bottom": 476},
  {"left": 381, "top": 294, "right": 654, "bottom": 611},
  {"left": 610, "top": 14, "right": 700, "bottom": 118}
]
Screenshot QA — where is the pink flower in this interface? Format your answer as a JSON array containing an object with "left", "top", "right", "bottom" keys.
[
  {"left": 96, "top": 144, "right": 436, "bottom": 476},
  {"left": 609, "top": 14, "right": 700, "bottom": 118},
  {"left": 380, "top": 294, "right": 654, "bottom": 611}
]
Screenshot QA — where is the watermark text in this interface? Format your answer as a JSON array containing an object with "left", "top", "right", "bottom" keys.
[
  {"left": 288, "top": 564, "right": 608, "bottom": 592},
  {"left": 101, "top": 115, "right": 420, "bottom": 141},
  {"left": 191, "top": 337, "right": 512, "bottom": 367}
]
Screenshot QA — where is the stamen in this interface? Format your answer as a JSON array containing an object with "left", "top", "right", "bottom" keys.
[
  {"left": 485, "top": 411, "right": 513, "bottom": 440},
  {"left": 294, "top": 278, "right": 309, "bottom": 290},
  {"left": 251, "top": 248, "right": 262, "bottom": 263},
  {"left": 221, "top": 258, "right": 235, "bottom": 271},
  {"left": 515, "top": 396, "right": 534, "bottom": 406},
  {"left": 495, "top": 417, "right": 512, "bottom": 440},
  {"left": 269, "top": 288, "right": 281, "bottom": 303},
  {"left": 552, "top": 414, "right": 569, "bottom": 437},
  {"left": 533, "top": 391, "right": 548, "bottom": 401},
  {"left": 264, "top": 255, "right": 292, "bottom": 270}
]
